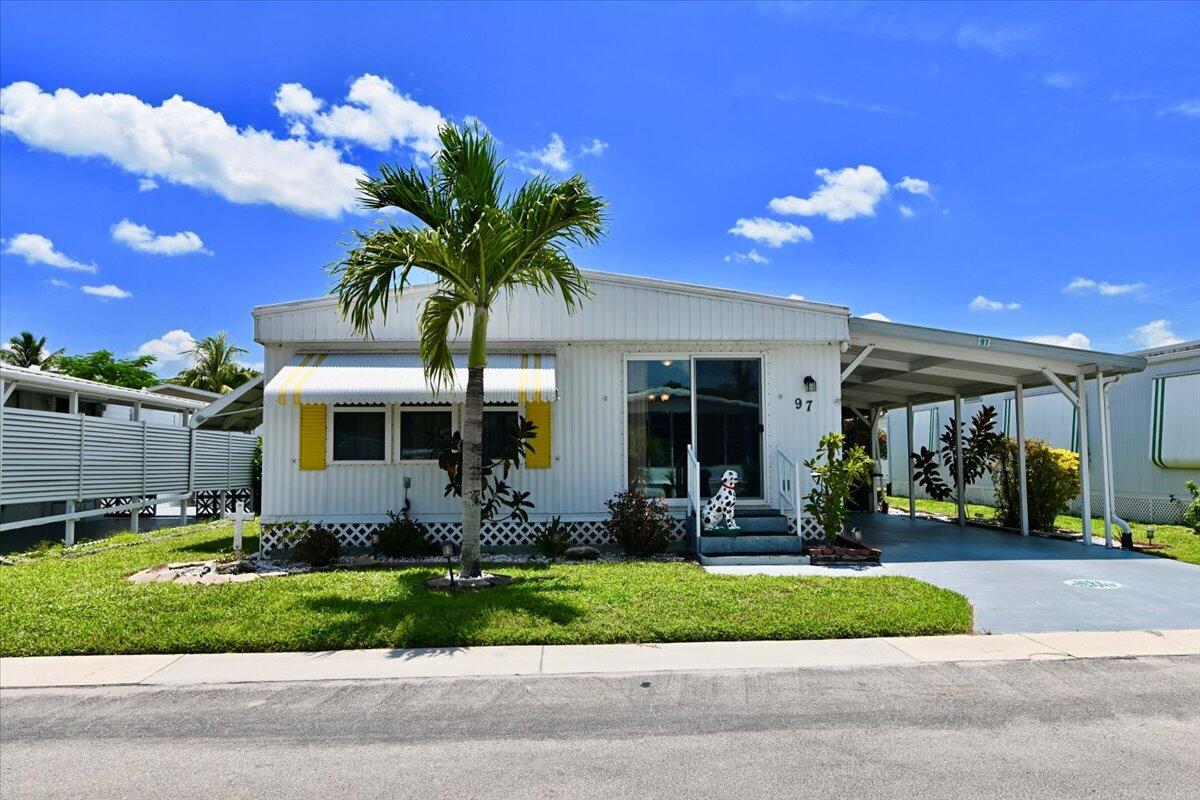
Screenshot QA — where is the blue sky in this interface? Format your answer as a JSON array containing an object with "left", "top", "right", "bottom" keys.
[{"left": 2, "top": 1, "right": 1197, "bottom": 374}]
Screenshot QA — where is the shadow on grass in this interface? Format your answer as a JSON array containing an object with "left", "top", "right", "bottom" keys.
[{"left": 298, "top": 570, "right": 586, "bottom": 650}]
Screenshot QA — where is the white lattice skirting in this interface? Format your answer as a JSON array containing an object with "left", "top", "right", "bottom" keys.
[{"left": 260, "top": 517, "right": 692, "bottom": 555}]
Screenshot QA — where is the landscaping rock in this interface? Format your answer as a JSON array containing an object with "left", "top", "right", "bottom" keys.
[{"left": 563, "top": 545, "right": 601, "bottom": 561}]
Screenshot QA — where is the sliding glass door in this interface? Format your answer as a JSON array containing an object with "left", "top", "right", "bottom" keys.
[{"left": 626, "top": 357, "right": 762, "bottom": 500}]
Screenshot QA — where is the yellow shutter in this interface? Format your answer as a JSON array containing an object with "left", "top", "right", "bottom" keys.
[
  {"left": 524, "top": 401, "right": 552, "bottom": 469},
  {"left": 299, "top": 404, "right": 327, "bottom": 470}
]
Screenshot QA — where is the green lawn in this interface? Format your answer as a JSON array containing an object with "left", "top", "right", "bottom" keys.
[
  {"left": 0, "top": 520, "right": 972, "bottom": 657},
  {"left": 888, "top": 495, "right": 1200, "bottom": 566}
]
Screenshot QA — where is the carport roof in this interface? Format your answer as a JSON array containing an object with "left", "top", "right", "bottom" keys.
[{"left": 841, "top": 317, "right": 1147, "bottom": 411}]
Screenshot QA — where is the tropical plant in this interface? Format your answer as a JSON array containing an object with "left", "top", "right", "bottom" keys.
[
  {"left": 374, "top": 510, "right": 436, "bottom": 558},
  {"left": 602, "top": 488, "right": 673, "bottom": 557},
  {"left": 911, "top": 404, "right": 1004, "bottom": 503},
  {"left": 52, "top": 350, "right": 158, "bottom": 388},
  {"left": 991, "top": 438, "right": 1081, "bottom": 531},
  {"left": 1, "top": 331, "right": 63, "bottom": 368},
  {"left": 331, "top": 122, "right": 605, "bottom": 578},
  {"left": 172, "top": 332, "right": 259, "bottom": 393},
  {"left": 532, "top": 515, "right": 572, "bottom": 561},
  {"left": 435, "top": 416, "right": 539, "bottom": 526},
  {"left": 804, "top": 432, "right": 875, "bottom": 545}
]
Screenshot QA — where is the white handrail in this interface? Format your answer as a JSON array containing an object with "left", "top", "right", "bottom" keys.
[
  {"left": 686, "top": 444, "right": 701, "bottom": 541},
  {"left": 777, "top": 446, "right": 805, "bottom": 541}
]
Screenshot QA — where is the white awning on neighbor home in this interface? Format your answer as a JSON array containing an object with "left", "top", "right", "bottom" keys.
[{"left": 263, "top": 353, "right": 557, "bottom": 406}]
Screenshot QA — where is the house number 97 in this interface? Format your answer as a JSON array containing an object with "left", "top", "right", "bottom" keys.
[{"left": 795, "top": 398, "right": 813, "bottom": 411}]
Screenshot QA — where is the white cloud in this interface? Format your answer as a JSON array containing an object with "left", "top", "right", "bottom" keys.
[
  {"left": 1130, "top": 319, "right": 1184, "bottom": 349},
  {"left": 81, "top": 283, "right": 132, "bottom": 300},
  {"left": 136, "top": 329, "right": 196, "bottom": 372},
  {"left": 273, "top": 74, "right": 445, "bottom": 155},
  {"left": 728, "top": 217, "right": 813, "bottom": 247},
  {"left": 1, "top": 81, "right": 365, "bottom": 218},
  {"left": 894, "top": 176, "right": 933, "bottom": 198},
  {"left": 3, "top": 232, "right": 97, "bottom": 272},
  {"left": 860, "top": 311, "right": 892, "bottom": 322},
  {"left": 579, "top": 138, "right": 608, "bottom": 157},
  {"left": 724, "top": 249, "right": 770, "bottom": 265},
  {"left": 111, "top": 219, "right": 209, "bottom": 256},
  {"left": 1063, "top": 276, "right": 1145, "bottom": 296},
  {"left": 1025, "top": 332, "right": 1091, "bottom": 349},
  {"left": 518, "top": 132, "right": 572, "bottom": 173},
  {"left": 47, "top": 277, "right": 71, "bottom": 288},
  {"left": 969, "top": 294, "right": 1021, "bottom": 311},
  {"left": 1042, "top": 72, "right": 1080, "bottom": 90},
  {"left": 899, "top": 204, "right": 915, "bottom": 218},
  {"left": 787, "top": 293, "right": 805, "bottom": 301},
  {"left": 768, "top": 165, "right": 889, "bottom": 222},
  {"left": 138, "top": 177, "right": 158, "bottom": 192},
  {"left": 1161, "top": 99, "right": 1200, "bottom": 118}
]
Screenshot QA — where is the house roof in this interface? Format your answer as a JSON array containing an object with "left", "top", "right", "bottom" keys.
[
  {"left": 1, "top": 364, "right": 209, "bottom": 412},
  {"left": 191, "top": 375, "right": 263, "bottom": 431}
]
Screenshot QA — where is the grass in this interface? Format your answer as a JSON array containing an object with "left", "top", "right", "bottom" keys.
[
  {"left": 0, "top": 520, "right": 972, "bottom": 657},
  {"left": 888, "top": 495, "right": 1200, "bottom": 566}
]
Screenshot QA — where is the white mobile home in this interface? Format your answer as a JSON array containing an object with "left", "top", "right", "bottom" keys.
[{"left": 252, "top": 271, "right": 1146, "bottom": 556}]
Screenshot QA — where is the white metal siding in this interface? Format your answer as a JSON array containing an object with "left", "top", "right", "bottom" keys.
[{"left": 261, "top": 341, "right": 842, "bottom": 523}]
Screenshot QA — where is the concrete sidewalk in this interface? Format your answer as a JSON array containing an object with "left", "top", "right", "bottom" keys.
[{"left": 2, "top": 629, "right": 1196, "bottom": 689}]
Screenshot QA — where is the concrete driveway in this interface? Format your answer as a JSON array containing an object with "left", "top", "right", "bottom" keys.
[{"left": 706, "top": 514, "right": 1200, "bottom": 634}]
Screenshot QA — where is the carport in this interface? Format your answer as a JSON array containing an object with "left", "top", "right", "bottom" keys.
[{"left": 840, "top": 318, "right": 1147, "bottom": 547}]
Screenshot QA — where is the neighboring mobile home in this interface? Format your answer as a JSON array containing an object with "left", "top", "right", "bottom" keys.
[{"left": 251, "top": 270, "right": 1146, "bottom": 557}]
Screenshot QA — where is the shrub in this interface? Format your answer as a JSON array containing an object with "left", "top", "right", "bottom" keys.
[
  {"left": 1173, "top": 481, "right": 1200, "bottom": 534},
  {"left": 991, "top": 438, "right": 1081, "bottom": 531},
  {"left": 374, "top": 510, "right": 436, "bottom": 558},
  {"left": 532, "top": 515, "right": 572, "bottom": 561},
  {"left": 803, "top": 432, "right": 874, "bottom": 545},
  {"left": 289, "top": 524, "right": 341, "bottom": 567},
  {"left": 602, "top": 488, "right": 673, "bottom": 557}
]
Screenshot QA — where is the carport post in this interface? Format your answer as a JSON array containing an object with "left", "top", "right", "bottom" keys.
[
  {"left": 1096, "top": 370, "right": 1114, "bottom": 548},
  {"left": 905, "top": 402, "right": 915, "bottom": 519},
  {"left": 954, "top": 393, "right": 965, "bottom": 527},
  {"left": 1076, "top": 370, "right": 1093, "bottom": 546},
  {"left": 869, "top": 409, "right": 882, "bottom": 513},
  {"left": 1014, "top": 382, "right": 1029, "bottom": 536}
]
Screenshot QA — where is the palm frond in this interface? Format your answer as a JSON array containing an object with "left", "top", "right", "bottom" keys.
[
  {"left": 417, "top": 290, "right": 469, "bottom": 390},
  {"left": 356, "top": 163, "right": 448, "bottom": 229}
]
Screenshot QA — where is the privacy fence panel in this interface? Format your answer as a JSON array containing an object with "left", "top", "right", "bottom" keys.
[{"left": 1, "top": 407, "right": 257, "bottom": 504}]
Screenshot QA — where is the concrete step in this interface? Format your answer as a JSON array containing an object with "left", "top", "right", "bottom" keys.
[
  {"left": 700, "top": 534, "right": 804, "bottom": 555},
  {"left": 702, "top": 515, "right": 791, "bottom": 534},
  {"left": 698, "top": 553, "right": 812, "bottom": 567}
]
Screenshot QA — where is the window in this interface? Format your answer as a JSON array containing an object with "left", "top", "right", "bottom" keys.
[
  {"left": 398, "top": 407, "right": 452, "bottom": 461},
  {"left": 627, "top": 359, "right": 692, "bottom": 498},
  {"left": 483, "top": 408, "right": 520, "bottom": 462},
  {"left": 331, "top": 406, "right": 388, "bottom": 462}
]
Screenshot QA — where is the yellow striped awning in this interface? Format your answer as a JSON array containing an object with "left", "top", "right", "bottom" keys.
[{"left": 265, "top": 353, "right": 557, "bottom": 406}]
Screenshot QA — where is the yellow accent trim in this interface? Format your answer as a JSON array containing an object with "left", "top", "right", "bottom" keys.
[
  {"left": 524, "top": 401, "right": 552, "bottom": 469},
  {"left": 298, "top": 404, "right": 327, "bottom": 470},
  {"left": 291, "top": 353, "right": 329, "bottom": 405},
  {"left": 276, "top": 354, "right": 314, "bottom": 406},
  {"left": 533, "top": 354, "right": 543, "bottom": 403}
]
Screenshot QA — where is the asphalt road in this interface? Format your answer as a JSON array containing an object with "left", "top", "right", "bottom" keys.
[{"left": 2, "top": 656, "right": 1197, "bottom": 799}]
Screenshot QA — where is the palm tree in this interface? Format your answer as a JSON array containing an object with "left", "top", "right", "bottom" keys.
[
  {"left": 173, "top": 332, "right": 258, "bottom": 394},
  {"left": 333, "top": 123, "right": 604, "bottom": 578},
  {"left": 1, "top": 331, "right": 62, "bottom": 368}
]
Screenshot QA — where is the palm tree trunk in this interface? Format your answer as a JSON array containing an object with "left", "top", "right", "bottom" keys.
[{"left": 459, "top": 306, "right": 489, "bottom": 578}]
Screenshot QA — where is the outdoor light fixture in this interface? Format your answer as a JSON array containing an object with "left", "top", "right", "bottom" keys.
[
  {"left": 804, "top": 375, "right": 817, "bottom": 393},
  {"left": 1145, "top": 527, "right": 1156, "bottom": 546},
  {"left": 442, "top": 542, "right": 456, "bottom": 587}
]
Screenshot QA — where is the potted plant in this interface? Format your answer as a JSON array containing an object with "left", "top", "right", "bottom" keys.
[{"left": 803, "top": 432, "right": 880, "bottom": 564}]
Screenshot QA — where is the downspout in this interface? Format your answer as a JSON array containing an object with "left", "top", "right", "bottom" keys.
[{"left": 1101, "top": 374, "right": 1132, "bottom": 546}]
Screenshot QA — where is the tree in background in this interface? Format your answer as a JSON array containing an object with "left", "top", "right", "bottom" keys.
[
  {"left": 53, "top": 350, "right": 158, "bottom": 389},
  {"left": 332, "top": 122, "right": 604, "bottom": 578},
  {"left": 171, "top": 332, "right": 259, "bottom": 394},
  {"left": 1, "top": 331, "right": 63, "bottom": 368}
]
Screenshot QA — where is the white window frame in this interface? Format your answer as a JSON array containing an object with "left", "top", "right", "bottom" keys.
[
  {"left": 481, "top": 404, "right": 521, "bottom": 463},
  {"left": 328, "top": 404, "right": 392, "bottom": 465},
  {"left": 393, "top": 405, "right": 456, "bottom": 464}
]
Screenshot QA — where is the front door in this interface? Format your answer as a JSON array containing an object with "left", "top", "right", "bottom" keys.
[{"left": 694, "top": 358, "right": 763, "bottom": 500}]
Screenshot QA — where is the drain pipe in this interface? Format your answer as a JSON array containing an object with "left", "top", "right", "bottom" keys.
[{"left": 1100, "top": 375, "right": 1132, "bottom": 547}]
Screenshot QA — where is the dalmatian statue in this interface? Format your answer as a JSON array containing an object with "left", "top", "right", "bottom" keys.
[{"left": 702, "top": 469, "right": 740, "bottom": 531}]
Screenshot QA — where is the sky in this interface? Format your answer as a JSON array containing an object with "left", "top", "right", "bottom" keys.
[{"left": 1, "top": 0, "right": 1198, "bottom": 376}]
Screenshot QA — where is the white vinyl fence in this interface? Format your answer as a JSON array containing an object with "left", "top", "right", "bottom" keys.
[{"left": 1, "top": 406, "right": 256, "bottom": 531}]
